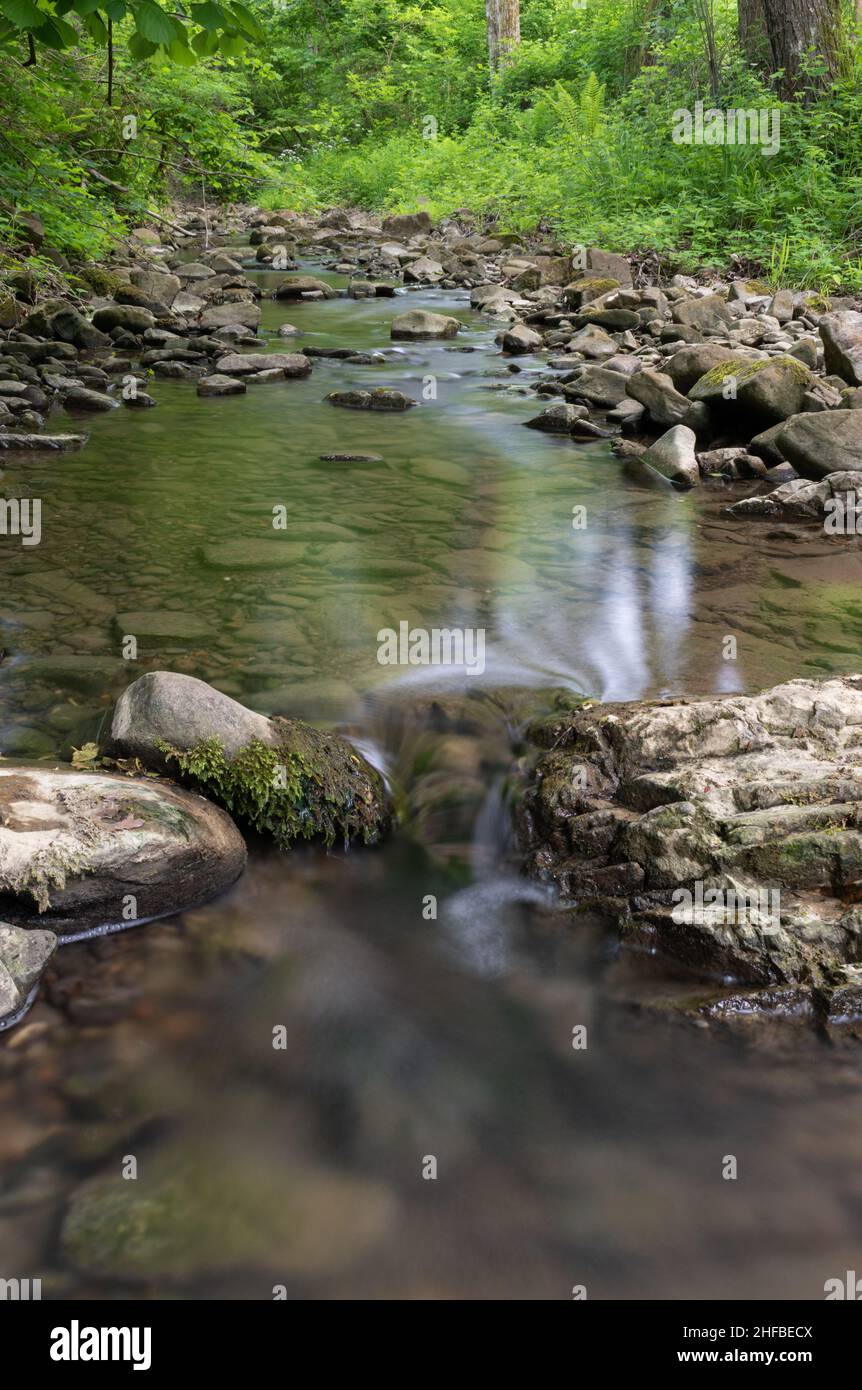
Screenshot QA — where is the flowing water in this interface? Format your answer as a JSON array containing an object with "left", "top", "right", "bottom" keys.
[{"left": 1, "top": 254, "right": 862, "bottom": 1299}]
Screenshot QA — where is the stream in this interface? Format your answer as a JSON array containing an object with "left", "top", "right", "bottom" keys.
[{"left": 1, "top": 250, "right": 862, "bottom": 1299}]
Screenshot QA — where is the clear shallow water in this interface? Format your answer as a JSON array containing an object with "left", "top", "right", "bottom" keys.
[{"left": 1, "top": 256, "right": 862, "bottom": 1299}]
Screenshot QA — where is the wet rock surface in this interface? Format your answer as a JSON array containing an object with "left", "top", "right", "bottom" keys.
[
  {"left": 518, "top": 676, "right": 862, "bottom": 996},
  {"left": 0, "top": 763, "right": 247, "bottom": 936}
]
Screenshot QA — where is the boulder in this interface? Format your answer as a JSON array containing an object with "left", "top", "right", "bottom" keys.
[
  {"left": 274, "top": 276, "right": 337, "bottom": 300},
  {"left": 325, "top": 388, "right": 416, "bottom": 411},
  {"left": 129, "top": 268, "right": 181, "bottom": 308},
  {"left": 524, "top": 402, "right": 589, "bottom": 434},
  {"left": 819, "top": 310, "right": 862, "bottom": 386},
  {"left": 196, "top": 374, "right": 247, "bottom": 397},
  {"left": 517, "top": 675, "right": 862, "bottom": 987},
  {"left": 641, "top": 424, "right": 699, "bottom": 488},
  {"left": 727, "top": 471, "right": 862, "bottom": 524},
  {"left": 390, "top": 309, "right": 459, "bottom": 340},
  {"left": 198, "top": 301, "right": 261, "bottom": 331},
  {"left": 402, "top": 256, "right": 445, "bottom": 285},
  {"left": 381, "top": 211, "right": 433, "bottom": 238},
  {"left": 0, "top": 764, "right": 246, "bottom": 934},
  {"left": 91, "top": 304, "right": 156, "bottom": 334},
  {"left": 214, "top": 352, "right": 310, "bottom": 378},
  {"left": 564, "top": 366, "right": 630, "bottom": 408},
  {"left": 63, "top": 386, "right": 118, "bottom": 412},
  {"left": 562, "top": 277, "right": 620, "bottom": 310},
  {"left": 626, "top": 368, "right": 691, "bottom": 427},
  {"left": 587, "top": 247, "right": 633, "bottom": 287},
  {"left": 773, "top": 410, "right": 862, "bottom": 479},
  {"left": 103, "top": 671, "right": 389, "bottom": 849},
  {"left": 666, "top": 345, "right": 757, "bottom": 395},
  {"left": 0, "top": 922, "right": 57, "bottom": 1028},
  {"left": 672, "top": 294, "right": 733, "bottom": 333},
  {"left": 688, "top": 356, "right": 812, "bottom": 429},
  {"left": 501, "top": 323, "right": 543, "bottom": 354},
  {"left": 566, "top": 324, "right": 618, "bottom": 360}
]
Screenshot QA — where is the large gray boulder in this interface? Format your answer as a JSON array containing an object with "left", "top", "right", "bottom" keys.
[
  {"left": 688, "top": 356, "right": 813, "bottom": 429},
  {"left": 565, "top": 366, "right": 630, "bottom": 408},
  {"left": 626, "top": 368, "right": 691, "bottom": 427},
  {"left": 671, "top": 293, "right": 733, "bottom": 333},
  {"left": 0, "top": 765, "right": 246, "bottom": 934},
  {"left": 214, "top": 352, "right": 310, "bottom": 378},
  {"left": 274, "top": 276, "right": 337, "bottom": 300},
  {"left": 381, "top": 211, "right": 432, "bottom": 239},
  {"left": 91, "top": 304, "right": 156, "bottom": 334},
  {"left": 104, "top": 672, "right": 390, "bottom": 849},
  {"left": 819, "top": 310, "right": 862, "bottom": 386},
  {"left": 198, "top": 301, "right": 261, "bottom": 331},
  {"left": 390, "top": 309, "right": 459, "bottom": 340},
  {"left": 775, "top": 410, "right": 862, "bottom": 479},
  {"left": 518, "top": 675, "right": 862, "bottom": 989},
  {"left": 641, "top": 424, "right": 699, "bottom": 487},
  {"left": 666, "top": 345, "right": 758, "bottom": 395}
]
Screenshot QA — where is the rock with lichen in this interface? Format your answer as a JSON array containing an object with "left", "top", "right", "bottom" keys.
[
  {"left": 0, "top": 765, "right": 246, "bottom": 934},
  {"left": 516, "top": 676, "right": 862, "bottom": 989},
  {"left": 103, "top": 671, "right": 390, "bottom": 849}
]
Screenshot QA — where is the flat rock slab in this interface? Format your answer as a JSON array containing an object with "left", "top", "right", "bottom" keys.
[
  {"left": 518, "top": 676, "right": 862, "bottom": 989},
  {"left": 0, "top": 765, "right": 247, "bottom": 934},
  {"left": 0, "top": 433, "right": 87, "bottom": 451}
]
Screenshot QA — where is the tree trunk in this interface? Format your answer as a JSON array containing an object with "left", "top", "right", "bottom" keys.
[
  {"left": 745, "top": 0, "right": 843, "bottom": 97},
  {"left": 486, "top": 0, "right": 520, "bottom": 73},
  {"left": 739, "top": 0, "right": 769, "bottom": 66}
]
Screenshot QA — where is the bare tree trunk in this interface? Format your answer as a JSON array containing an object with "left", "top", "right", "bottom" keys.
[
  {"left": 739, "top": 0, "right": 769, "bottom": 66},
  {"left": 750, "top": 0, "right": 843, "bottom": 97},
  {"left": 486, "top": 0, "right": 520, "bottom": 74}
]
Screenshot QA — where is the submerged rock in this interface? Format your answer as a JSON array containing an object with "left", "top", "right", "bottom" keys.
[
  {"left": 0, "top": 765, "right": 246, "bottom": 934},
  {"left": 104, "top": 671, "right": 390, "bottom": 848},
  {"left": 517, "top": 676, "right": 862, "bottom": 989},
  {"left": 61, "top": 1140, "right": 396, "bottom": 1281}
]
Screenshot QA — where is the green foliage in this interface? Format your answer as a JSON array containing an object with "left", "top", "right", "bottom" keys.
[
  {"left": 0, "top": 0, "right": 265, "bottom": 65},
  {"left": 4, "top": 1, "right": 862, "bottom": 291}
]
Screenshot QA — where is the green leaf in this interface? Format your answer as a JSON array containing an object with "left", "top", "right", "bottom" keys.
[
  {"left": 73, "top": 0, "right": 105, "bottom": 14},
  {"left": 128, "top": 28, "right": 157, "bottom": 56},
  {"left": 218, "top": 29, "right": 244, "bottom": 56},
  {"left": 0, "top": 0, "right": 45, "bottom": 29},
  {"left": 229, "top": 1, "right": 263, "bottom": 42},
  {"left": 34, "top": 14, "right": 78, "bottom": 45},
  {"left": 191, "top": 25, "right": 218, "bottom": 54},
  {"left": 83, "top": 8, "right": 106, "bottom": 40},
  {"left": 103, "top": 0, "right": 127, "bottom": 18},
  {"left": 132, "top": 0, "right": 175, "bottom": 45},
  {"left": 191, "top": 0, "right": 225, "bottom": 29},
  {"left": 168, "top": 35, "right": 196, "bottom": 64}
]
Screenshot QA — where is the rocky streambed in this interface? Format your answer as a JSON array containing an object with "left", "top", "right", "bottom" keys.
[{"left": 3, "top": 205, "right": 862, "bottom": 1297}]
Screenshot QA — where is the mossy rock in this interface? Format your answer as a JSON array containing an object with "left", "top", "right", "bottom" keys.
[
  {"left": 61, "top": 1143, "right": 395, "bottom": 1282},
  {"left": 72, "top": 264, "right": 125, "bottom": 297},
  {"left": 105, "top": 671, "right": 390, "bottom": 850}
]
